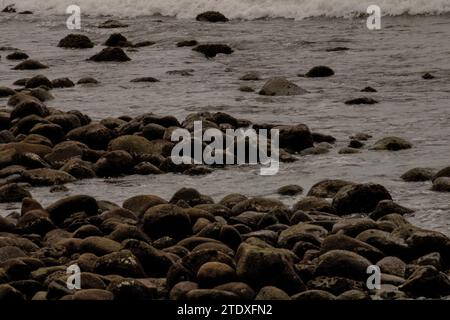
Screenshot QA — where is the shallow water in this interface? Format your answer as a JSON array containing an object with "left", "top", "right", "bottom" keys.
[{"left": 0, "top": 13, "right": 449, "bottom": 234}]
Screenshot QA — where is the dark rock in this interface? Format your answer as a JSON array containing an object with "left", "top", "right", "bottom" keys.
[
  {"left": 277, "top": 185, "right": 303, "bottom": 196},
  {"left": 22, "top": 168, "right": 76, "bottom": 186},
  {"left": 104, "top": 33, "right": 131, "bottom": 47},
  {"left": 214, "top": 282, "right": 255, "bottom": 300},
  {"left": 193, "top": 44, "right": 233, "bottom": 58},
  {"left": 13, "top": 59, "right": 48, "bottom": 70},
  {"left": 47, "top": 195, "right": 98, "bottom": 225},
  {"left": 371, "top": 137, "right": 412, "bottom": 151},
  {"left": 369, "top": 200, "right": 414, "bottom": 220},
  {"left": 73, "top": 289, "right": 113, "bottom": 300},
  {"left": 6, "top": 51, "right": 29, "bottom": 60},
  {"left": 10, "top": 99, "right": 49, "bottom": 120},
  {"left": 80, "top": 236, "right": 121, "bottom": 256},
  {"left": 185, "top": 289, "right": 239, "bottom": 301},
  {"left": 177, "top": 40, "right": 198, "bottom": 47},
  {"left": 196, "top": 11, "right": 229, "bottom": 23},
  {"left": 58, "top": 34, "right": 94, "bottom": 49},
  {"left": 361, "top": 86, "right": 377, "bottom": 92},
  {"left": 67, "top": 123, "right": 114, "bottom": 150},
  {"left": 432, "top": 177, "right": 450, "bottom": 192},
  {"left": 399, "top": 266, "right": 450, "bottom": 298},
  {"left": 312, "top": 132, "right": 336, "bottom": 144},
  {"left": 0, "top": 86, "right": 15, "bottom": 97},
  {"left": 348, "top": 139, "right": 364, "bottom": 148},
  {"left": 122, "top": 195, "right": 167, "bottom": 217},
  {"left": 239, "top": 85, "right": 254, "bottom": 92},
  {"left": 107, "top": 278, "right": 157, "bottom": 300},
  {"left": 315, "top": 250, "right": 372, "bottom": 280},
  {"left": 130, "top": 77, "right": 159, "bottom": 83},
  {"left": 259, "top": 77, "right": 308, "bottom": 96},
  {"left": 293, "top": 197, "right": 334, "bottom": 213},
  {"left": 143, "top": 204, "right": 192, "bottom": 240},
  {"left": 433, "top": 166, "right": 450, "bottom": 181},
  {"left": 345, "top": 97, "right": 378, "bottom": 105},
  {"left": 51, "top": 77, "right": 75, "bottom": 88},
  {"left": 88, "top": 47, "right": 131, "bottom": 62},
  {"left": 422, "top": 73, "right": 435, "bottom": 80},
  {"left": 108, "top": 135, "right": 161, "bottom": 155},
  {"left": 60, "top": 158, "right": 96, "bottom": 179},
  {"left": 0, "top": 183, "right": 31, "bottom": 203},
  {"left": 320, "top": 233, "right": 384, "bottom": 262},
  {"left": 239, "top": 71, "right": 261, "bottom": 81},
  {"left": 197, "top": 262, "right": 236, "bottom": 288},
  {"left": 275, "top": 124, "right": 314, "bottom": 152},
  {"left": 94, "top": 250, "right": 145, "bottom": 278},
  {"left": 305, "top": 66, "right": 335, "bottom": 78},
  {"left": 332, "top": 183, "right": 392, "bottom": 215},
  {"left": 0, "top": 284, "right": 25, "bottom": 300},
  {"left": 308, "top": 180, "right": 355, "bottom": 198},
  {"left": 98, "top": 20, "right": 129, "bottom": 29},
  {"left": 94, "top": 150, "right": 134, "bottom": 177},
  {"left": 401, "top": 167, "right": 435, "bottom": 182},
  {"left": 376, "top": 256, "right": 406, "bottom": 277},
  {"left": 255, "top": 286, "right": 290, "bottom": 300},
  {"left": 77, "top": 77, "right": 99, "bottom": 85},
  {"left": 16, "top": 209, "right": 55, "bottom": 236},
  {"left": 291, "top": 290, "right": 336, "bottom": 300},
  {"left": 29, "top": 123, "right": 64, "bottom": 143}
]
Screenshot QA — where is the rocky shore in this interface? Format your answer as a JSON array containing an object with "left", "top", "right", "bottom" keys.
[{"left": 0, "top": 184, "right": 450, "bottom": 300}]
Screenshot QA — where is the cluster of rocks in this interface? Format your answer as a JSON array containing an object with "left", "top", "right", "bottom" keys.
[{"left": 1, "top": 182, "right": 449, "bottom": 300}]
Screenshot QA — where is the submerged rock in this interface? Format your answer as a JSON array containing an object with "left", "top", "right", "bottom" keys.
[
  {"left": 193, "top": 44, "right": 233, "bottom": 58},
  {"left": 432, "top": 177, "right": 450, "bottom": 192},
  {"left": 305, "top": 66, "right": 335, "bottom": 78},
  {"left": 259, "top": 77, "right": 308, "bottom": 96},
  {"left": 98, "top": 20, "right": 129, "bottom": 29},
  {"left": 104, "top": 33, "right": 131, "bottom": 47},
  {"left": 13, "top": 60, "right": 48, "bottom": 70},
  {"left": 196, "top": 11, "right": 229, "bottom": 23},
  {"left": 371, "top": 137, "right": 412, "bottom": 151},
  {"left": 88, "top": 48, "right": 131, "bottom": 62},
  {"left": 58, "top": 34, "right": 94, "bottom": 49},
  {"left": 401, "top": 168, "right": 436, "bottom": 182},
  {"left": 6, "top": 51, "right": 29, "bottom": 60}
]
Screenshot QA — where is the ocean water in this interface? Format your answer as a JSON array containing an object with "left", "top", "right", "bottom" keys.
[{"left": 0, "top": 1, "right": 449, "bottom": 234}]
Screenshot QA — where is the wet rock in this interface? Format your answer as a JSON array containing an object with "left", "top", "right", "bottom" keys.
[
  {"left": 315, "top": 250, "right": 371, "bottom": 280},
  {"left": 399, "top": 266, "right": 450, "bottom": 298},
  {"left": 130, "top": 77, "right": 159, "bottom": 83},
  {"left": 278, "top": 223, "right": 327, "bottom": 249},
  {"left": 22, "top": 168, "right": 76, "bottom": 186},
  {"left": 0, "top": 216, "right": 14, "bottom": 232},
  {"left": 169, "top": 281, "right": 198, "bottom": 300},
  {"left": 413, "top": 252, "right": 443, "bottom": 270},
  {"left": 0, "top": 246, "right": 26, "bottom": 263},
  {"left": 170, "top": 188, "right": 212, "bottom": 207},
  {"left": 312, "top": 132, "right": 336, "bottom": 144},
  {"left": 356, "top": 229, "right": 409, "bottom": 258},
  {"left": 277, "top": 184, "right": 303, "bottom": 196},
  {"left": 293, "top": 197, "right": 334, "bottom": 213},
  {"left": 0, "top": 86, "right": 15, "bottom": 97},
  {"left": 6, "top": 51, "right": 29, "bottom": 60},
  {"left": 325, "top": 47, "right": 349, "bottom": 52},
  {"left": 2, "top": 4, "right": 16, "bottom": 13},
  {"left": 0, "top": 284, "right": 25, "bottom": 300},
  {"left": 369, "top": 200, "right": 414, "bottom": 220},
  {"left": 307, "top": 276, "right": 364, "bottom": 295},
  {"left": 13, "top": 59, "right": 48, "bottom": 70},
  {"left": 72, "top": 289, "right": 113, "bottom": 300},
  {"left": 361, "top": 86, "right": 377, "bottom": 92},
  {"left": 239, "top": 71, "right": 261, "bottom": 81},
  {"left": 275, "top": 124, "right": 314, "bottom": 152},
  {"left": 16, "top": 209, "right": 54, "bottom": 235},
  {"left": 143, "top": 204, "right": 192, "bottom": 240},
  {"left": 401, "top": 167, "right": 435, "bottom": 182},
  {"left": 67, "top": 123, "right": 114, "bottom": 150},
  {"left": 51, "top": 77, "right": 75, "bottom": 88},
  {"left": 236, "top": 243, "right": 305, "bottom": 294},
  {"left": 10, "top": 99, "right": 49, "bottom": 120},
  {"left": 376, "top": 256, "right": 406, "bottom": 277},
  {"left": 94, "top": 150, "right": 134, "bottom": 177},
  {"left": 320, "top": 234, "right": 384, "bottom": 262},
  {"left": 0, "top": 183, "right": 31, "bottom": 203},
  {"left": 305, "top": 66, "right": 335, "bottom": 78},
  {"left": 239, "top": 85, "right": 254, "bottom": 92},
  {"left": 29, "top": 123, "right": 64, "bottom": 143},
  {"left": 307, "top": 180, "right": 355, "bottom": 198},
  {"left": 58, "top": 34, "right": 94, "bottom": 49},
  {"left": 432, "top": 177, "right": 450, "bottom": 192},
  {"left": 422, "top": 73, "right": 435, "bottom": 80},
  {"left": 47, "top": 195, "right": 98, "bottom": 225},
  {"left": 80, "top": 236, "right": 121, "bottom": 256},
  {"left": 108, "top": 135, "right": 160, "bottom": 155},
  {"left": 259, "top": 77, "right": 308, "bottom": 96},
  {"left": 94, "top": 250, "right": 145, "bottom": 278},
  {"left": 338, "top": 147, "right": 361, "bottom": 154},
  {"left": 332, "top": 183, "right": 392, "bottom": 215},
  {"left": 193, "top": 44, "right": 233, "bottom": 58},
  {"left": 291, "top": 290, "right": 336, "bottom": 300},
  {"left": 133, "top": 162, "right": 163, "bottom": 175},
  {"left": 103, "top": 33, "right": 130, "bottom": 47},
  {"left": 433, "top": 166, "right": 450, "bottom": 181},
  {"left": 177, "top": 40, "right": 198, "bottom": 47},
  {"left": 348, "top": 139, "right": 364, "bottom": 149},
  {"left": 231, "top": 197, "right": 286, "bottom": 215},
  {"left": 77, "top": 77, "right": 99, "bottom": 85},
  {"left": 186, "top": 289, "right": 239, "bottom": 301},
  {"left": 98, "top": 20, "right": 129, "bottom": 28},
  {"left": 197, "top": 262, "right": 236, "bottom": 288},
  {"left": 371, "top": 137, "right": 412, "bottom": 151},
  {"left": 255, "top": 286, "right": 290, "bottom": 300},
  {"left": 196, "top": 11, "right": 229, "bottom": 23},
  {"left": 29, "top": 87, "right": 54, "bottom": 102},
  {"left": 107, "top": 278, "right": 157, "bottom": 300},
  {"left": 345, "top": 97, "right": 378, "bottom": 105},
  {"left": 88, "top": 47, "right": 131, "bottom": 62},
  {"left": 213, "top": 282, "right": 255, "bottom": 300},
  {"left": 122, "top": 195, "right": 167, "bottom": 217},
  {"left": 60, "top": 158, "right": 96, "bottom": 179}
]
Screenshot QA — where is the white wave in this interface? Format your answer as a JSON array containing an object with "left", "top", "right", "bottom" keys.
[{"left": 12, "top": 0, "right": 450, "bottom": 20}]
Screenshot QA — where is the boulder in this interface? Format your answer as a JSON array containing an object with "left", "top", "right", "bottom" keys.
[
  {"left": 315, "top": 250, "right": 372, "bottom": 280},
  {"left": 197, "top": 262, "right": 236, "bottom": 288},
  {"left": 22, "top": 168, "right": 76, "bottom": 186},
  {"left": 94, "top": 150, "right": 134, "bottom": 177},
  {"left": 46, "top": 195, "right": 98, "bottom": 225},
  {"left": 67, "top": 123, "right": 114, "bottom": 150},
  {"left": 6, "top": 51, "right": 29, "bottom": 60},
  {"left": 107, "top": 278, "right": 157, "bottom": 300},
  {"left": 432, "top": 177, "right": 450, "bottom": 192},
  {"left": 277, "top": 185, "right": 303, "bottom": 196},
  {"left": 371, "top": 137, "right": 412, "bottom": 151},
  {"left": 291, "top": 290, "right": 336, "bottom": 300},
  {"left": 401, "top": 167, "right": 435, "bottom": 182},
  {"left": 94, "top": 250, "right": 145, "bottom": 278},
  {"left": 10, "top": 99, "right": 49, "bottom": 120},
  {"left": 332, "top": 183, "right": 392, "bottom": 215},
  {"left": 51, "top": 78, "right": 75, "bottom": 88},
  {"left": 305, "top": 66, "right": 335, "bottom": 78},
  {"left": 255, "top": 286, "right": 290, "bottom": 300},
  {"left": 13, "top": 59, "right": 48, "bottom": 70},
  {"left": 0, "top": 86, "right": 15, "bottom": 97},
  {"left": 369, "top": 200, "right": 414, "bottom": 220},
  {"left": 122, "top": 195, "right": 167, "bottom": 217},
  {"left": 58, "top": 34, "right": 94, "bottom": 49},
  {"left": 274, "top": 124, "right": 314, "bottom": 153},
  {"left": 399, "top": 266, "right": 450, "bottom": 298},
  {"left": 60, "top": 158, "right": 96, "bottom": 179},
  {"left": 73, "top": 289, "right": 113, "bottom": 300},
  {"left": 433, "top": 166, "right": 450, "bottom": 181},
  {"left": 307, "top": 180, "right": 355, "bottom": 198},
  {"left": 196, "top": 11, "right": 229, "bottom": 22},
  {"left": 193, "top": 44, "right": 233, "bottom": 58},
  {"left": 104, "top": 33, "right": 131, "bottom": 47},
  {"left": 376, "top": 256, "right": 406, "bottom": 278},
  {"left": 25, "top": 75, "right": 53, "bottom": 89},
  {"left": 345, "top": 97, "right": 378, "bottom": 105},
  {"left": 80, "top": 237, "right": 121, "bottom": 256},
  {"left": 236, "top": 243, "right": 305, "bottom": 294},
  {"left": 259, "top": 77, "right": 308, "bottom": 96},
  {"left": 108, "top": 135, "right": 160, "bottom": 155},
  {"left": 142, "top": 204, "right": 192, "bottom": 240},
  {"left": 88, "top": 47, "right": 131, "bottom": 62},
  {"left": 0, "top": 183, "right": 31, "bottom": 203},
  {"left": 320, "top": 234, "right": 384, "bottom": 262}
]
